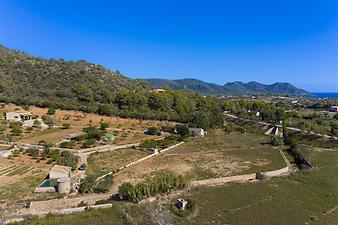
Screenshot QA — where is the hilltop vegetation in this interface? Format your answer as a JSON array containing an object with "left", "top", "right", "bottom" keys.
[{"left": 0, "top": 45, "right": 223, "bottom": 129}]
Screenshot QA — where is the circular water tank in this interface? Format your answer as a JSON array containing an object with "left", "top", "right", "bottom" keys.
[{"left": 57, "top": 178, "right": 71, "bottom": 194}]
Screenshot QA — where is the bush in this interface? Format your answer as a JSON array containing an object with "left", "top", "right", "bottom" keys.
[
  {"left": 94, "top": 175, "right": 114, "bottom": 193},
  {"left": 99, "top": 122, "right": 109, "bottom": 130},
  {"left": 145, "top": 127, "right": 158, "bottom": 135},
  {"left": 79, "top": 174, "right": 114, "bottom": 194},
  {"left": 27, "top": 148, "right": 39, "bottom": 157},
  {"left": 60, "top": 141, "right": 76, "bottom": 149},
  {"left": 83, "top": 126, "right": 102, "bottom": 140},
  {"left": 47, "top": 107, "right": 56, "bottom": 115},
  {"left": 81, "top": 138, "right": 97, "bottom": 148},
  {"left": 139, "top": 139, "right": 157, "bottom": 149},
  {"left": 56, "top": 151, "right": 79, "bottom": 170},
  {"left": 269, "top": 136, "right": 283, "bottom": 146},
  {"left": 79, "top": 175, "right": 96, "bottom": 194},
  {"left": 118, "top": 171, "right": 189, "bottom": 202},
  {"left": 10, "top": 122, "right": 22, "bottom": 136},
  {"left": 223, "top": 124, "right": 233, "bottom": 133},
  {"left": 175, "top": 124, "right": 189, "bottom": 136}
]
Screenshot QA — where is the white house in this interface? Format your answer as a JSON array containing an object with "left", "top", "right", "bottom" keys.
[
  {"left": 5, "top": 111, "right": 37, "bottom": 122},
  {"left": 188, "top": 128, "right": 205, "bottom": 137},
  {"left": 328, "top": 106, "right": 338, "bottom": 112},
  {"left": 49, "top": 165, "right": 72, "bottom": 179},
  {"left": 0, "top": 149, "right": 14, "bottom": 158}
]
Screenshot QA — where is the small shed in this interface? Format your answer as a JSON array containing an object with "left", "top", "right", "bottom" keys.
[
  {"left": 49, "top": 165, "right": 72, "bottom": 179},
  {"left": 61, "top": 133, "right": 81, "bottom": 142},
  {"left": 0, "top": 149, "right": 14, "bottom": 158},
  {"left": 188, "top": 128, "right": 205, "bottom": 137},
  {"left": 105, "top": 133, "right": 116, "bottom": 142},
  {"left": 176, "top": 198, "right": 188, "bottom": 210}
]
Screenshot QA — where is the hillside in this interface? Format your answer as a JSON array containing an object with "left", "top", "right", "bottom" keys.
[
  {"left": 146, "top": 78, "right": 309, "bottom": 96},
  {"left": 0, "top": 45, "right": 224, "bottom": 129},
  {"left": 0, "top": 45, "right": 148, "bottom": 108}
]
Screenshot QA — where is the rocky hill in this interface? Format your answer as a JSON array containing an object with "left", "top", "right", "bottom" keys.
[
  {"left": 0, "top": 44, "right": 148, "bottom": 108},
  {"left": 146, "top": 78, "right": 308, "bottom": 96}
]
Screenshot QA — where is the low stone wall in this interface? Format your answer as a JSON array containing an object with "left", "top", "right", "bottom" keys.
[
  {"left": 264, "top": 166, "right": 289, "bottom": 177},
  {"left": 191, "top": 173, "right": 256, "bottom": 187},
  {"left": 27, "top": 194, "right": 112, "bottom": 213},
  {"left": 34, "top": 186, "right": 55, "bottom": 193},
  {"left": 1, "top": 204, "right": 112, "bottom": 224}
]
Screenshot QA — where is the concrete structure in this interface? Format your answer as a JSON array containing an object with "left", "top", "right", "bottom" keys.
[
  {"left": 328, "top": 106, "right": 338, "bottom": 112},
  {"left": 188, "top": 128, "right": 205, "bottom": 137},
  {"left": 5, "top": 111, "right": 36, "bottom": 122},
  {"left": 61, "top": 133, "right": 81, "bottom": 143},
  {"left": 49, "top": 165, "right": 71, "bottom": 179},
  {"left": 149, "top": 148, "right": 159, "bottom": 154},
  {"left": 57, "top": 178, "right": 71, "bottom": 194},
  {"left": 176, "top": 198, "right": 188, "bottom": 210},
  {"left": 34, "top": 180, "right": 57, "bottom": 193},
  {"left": 0, "top": 149, "right": 14, "bottom": 158}
]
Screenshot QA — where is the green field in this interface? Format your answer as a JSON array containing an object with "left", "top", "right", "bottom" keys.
[
  {"left": 169, "top": 149, "right": 338, "bottom": 225},
  {"left": 87, "top": 148, "right": 149, "bottom": 178},
  {"left": 15, "top": 140, "right": 338, "bottom": 225}
]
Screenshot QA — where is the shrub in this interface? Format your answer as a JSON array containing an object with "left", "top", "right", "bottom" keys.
[
  {"left": 60, "top": 141, "right": 76, "bottom": 149},
  {"left": 223, "top": 124, "right": 233, "bottom": 133},
  {"left": 81, "top": 138, "right": 96, "bottom": 148},
  {"left": 27, "top": 148, "right": 39, "bottom": 157},
  {"left": 269, "top": 136, "right": 283, "bottom": 146},
  {"left": 145, "top": 127, "right": 158, "bottom": 135},
  {"left": 56, "top": 151, "right": 79, "bottom": 170},
  {"left": 47, "top": 107, "right": 56, "bottom": 115},
  {"left": 79, "top": 175, "right": 96, "bottom": 194},
  {"left": 94, "top": 175, "right": 114, "bottom": 193},
  {"left": 99, "top": 122, "right": 109, "bottom": 130},
  {"left": 118, "top": 171, "right": 189, "bottom": 202}
]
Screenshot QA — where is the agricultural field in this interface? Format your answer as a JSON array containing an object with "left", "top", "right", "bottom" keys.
[
  {"left": 0, "top": 104, "right": 174, "bottom": 146},
  {"left": 16, "top": 147, "right": 338, "bottom": 225},
  {"left": 0, "top": 154, "right": 54, "bottom": 203},
  {"left": 106, "top": 130, "right": 286, "bottom": 192},
  {"left": 168, "top": 148, "right": 338, "bottom": 225},
  {"left": 87, "top": 148, "right": 150, "bottom": 178}
]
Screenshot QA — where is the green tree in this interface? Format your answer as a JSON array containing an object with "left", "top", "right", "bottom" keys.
[{"left": 47, "top": 107, "right": 56, "bottom": 115}]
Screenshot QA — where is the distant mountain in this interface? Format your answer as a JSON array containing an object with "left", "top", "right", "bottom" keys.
[{"left": 145, "top": 78, "right": 308, "bottom": 96}]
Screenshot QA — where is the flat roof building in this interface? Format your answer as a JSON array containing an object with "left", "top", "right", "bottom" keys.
[{"left": 49, "top": 165, "right": 72, "bottom": 179}]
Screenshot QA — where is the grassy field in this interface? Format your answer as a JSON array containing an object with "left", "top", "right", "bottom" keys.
[
  {"left": 15, "top": 148, "right": 338, "bottom": 225},
  {"left": 87, "top": 148, "right": 150, "bottom": 178},
  {"left": 0, "top": 155, "right": 53, "bottom": 203},
  {"left": 16, "top": 203, "right": 154, "bottom": 225},
  {"left": 168, "top": 148, "right": 338, "bottom": 225},
  {"left": 114, "top": 130, "right": 286, "bottom": 182}
]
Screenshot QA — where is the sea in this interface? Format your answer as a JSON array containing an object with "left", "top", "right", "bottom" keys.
[{"left": 310, "top": 93, "right": 338, "bottom": 99}]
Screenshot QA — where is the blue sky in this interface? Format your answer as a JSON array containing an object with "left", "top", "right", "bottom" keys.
[{"left": 0, "top": 0, "right": 337, "bottom": 91}]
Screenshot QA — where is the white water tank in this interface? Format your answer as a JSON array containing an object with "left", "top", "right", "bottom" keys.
[{"left": 57, "top": 178, "right": 71, "bottom": 194}]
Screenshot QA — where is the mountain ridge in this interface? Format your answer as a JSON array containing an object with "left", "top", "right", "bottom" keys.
[{"left": 145, "top": 78, "right": 308, "bottom": 96}]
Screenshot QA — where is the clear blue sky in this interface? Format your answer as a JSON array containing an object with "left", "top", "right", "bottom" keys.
[{"left": 1, "top": 0, "right": 337, "bottom": 92}]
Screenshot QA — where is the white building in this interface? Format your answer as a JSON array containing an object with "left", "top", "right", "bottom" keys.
[
  {"left": 5, "top": 111, "right": 37, "bottom": 122},
  {"left": 49, "top": 165, "right": 72, "bottom": 179},
  {"left": 328, "top": 106, "right": 338, "bottom": 112},
  {"left": 0, "top": 149, "right": 14, "bottom": 158},
  {"left": 188, "top": 128, "right": 205, "bottom": 137}
]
